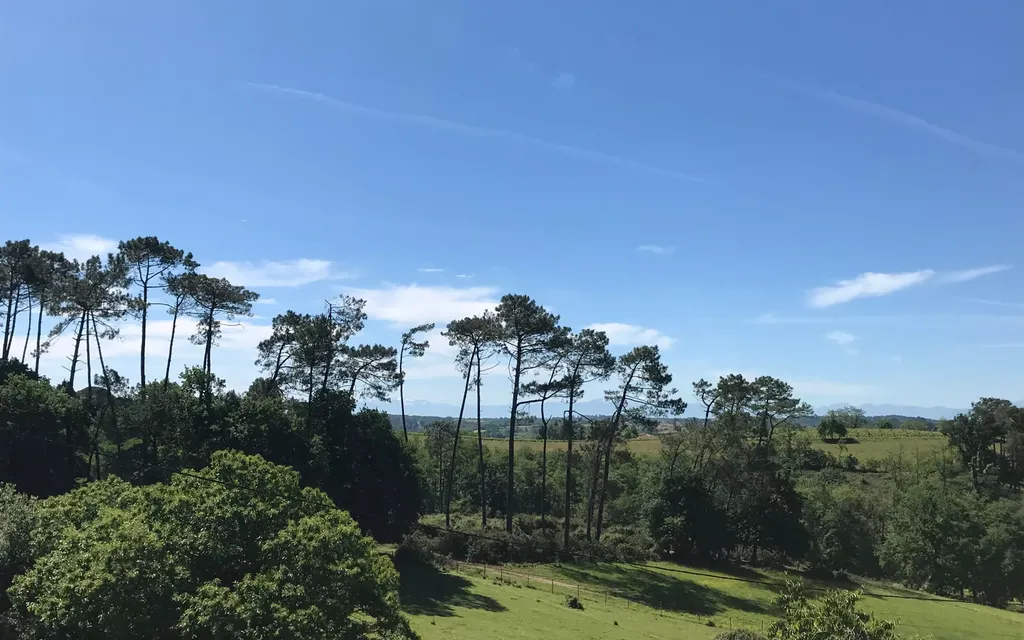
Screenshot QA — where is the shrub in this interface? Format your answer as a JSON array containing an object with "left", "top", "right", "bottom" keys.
[
  {"left": 564, "top": 595, "right": 584, "bottom": 610},
  {"left": 715, "top": 631, "right": 766, "bottom": 640}
]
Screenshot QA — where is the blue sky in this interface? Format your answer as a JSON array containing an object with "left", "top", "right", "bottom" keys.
[{"left": 2, "top": 0, "right": 1022, "bottom": 410}]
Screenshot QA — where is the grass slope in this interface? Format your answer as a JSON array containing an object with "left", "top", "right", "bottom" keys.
[{"left": 400, "top": 560, "right": 1024, "bottom": 640}]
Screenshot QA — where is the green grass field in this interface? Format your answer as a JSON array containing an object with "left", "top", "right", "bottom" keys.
[
  {"left": 452, "top": 428, "right": 949, "bottom": 463},
  {"left": 400, "top": 559, "right": 1024, "bottom": 640}
]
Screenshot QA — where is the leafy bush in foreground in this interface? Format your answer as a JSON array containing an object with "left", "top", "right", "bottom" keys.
[{"left": 8, "top": 451, "right": 416, "bottom": 640}]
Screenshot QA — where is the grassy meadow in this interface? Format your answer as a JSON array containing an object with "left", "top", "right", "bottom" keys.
[
  {"left": 400, "top": 559, "right": 1024, "bottom": 640},
  {"left": 437, "top": 427, "right": 951, "bottom": 463}
]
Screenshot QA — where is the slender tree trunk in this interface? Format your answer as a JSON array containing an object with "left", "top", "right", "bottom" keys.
[
  {"left": 595, "top": 437, "right": 614, "bottom": 541},
  {"left": 476, "top": 350, "right": 486, "bottom": 528},
  {"left": 540, "top": 399, "right": 549, "bottom": 526},
  {"left": 85, "top": 317, "right": 92, "bottom": 399},
  {"left": 203, "top": 310, "right": 214, "bottom": 376},
  {"left": 3, "top": 293, "right": 20, "bottom": 360},
  {"left": 585, "top": 443, "right": 602, "bottom": 539},
  {"left": 445, "top": 346, "right": 476, "bottom": 528},
  {"left": 506, "top": 341, "right": 524, "bottom": 533},
  {"left": 164, "top": 305, "right": 179, "bottom": 387},
  {"left": 92, "top": 313, "right": 123, "bottom": 466},
  {"left": 139, "top": 285, "right": 148, "bottom": 387},
  {"left": 399, "top": 347, "right": 408, "bottom": 442},
  {"left": 68, "top": 312, "right": 86, "bottom": 392},
  {"left": 21, "top": 297, "right": 32, "bottom": 362},
  {"left": 593, "top": 370, "right": 635, "bottom": 541},
  {"left": 563, "top": 391, "right": 575, "bottom": 550},
  {"left": 2, "top": 285, "right": 14, "bottom": 359},
  {"left": 34, "top": 295, "right": 44, "bottom": 373}
]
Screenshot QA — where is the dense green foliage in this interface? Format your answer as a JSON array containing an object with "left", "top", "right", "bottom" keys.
[{"left": 7, "top": 451, "right": 414, "bottom": 639}]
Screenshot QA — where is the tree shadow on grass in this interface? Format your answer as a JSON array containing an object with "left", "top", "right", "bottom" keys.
[
  {"left": 398, "top": 561, "right": 508, "bottom": 617},
  {"left": 548, "top": 562, "right": 770, "bottom": 617}
]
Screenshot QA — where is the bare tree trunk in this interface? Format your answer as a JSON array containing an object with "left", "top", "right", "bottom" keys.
[
  {"left": 21, "top": 297, "right": 32, "bottom": 362},
  {"left": 2, "top": 285, "right": 14, "bottom": 359},
  {"left": 563, "top": 391, "right": 576, "bottom": 550},
  {"left": 585, "top": 443, "right": 602, "bottom": 539},
  {"left": 595, "top": 437, "right": 614, "bottom": 541},
  {"left": 399, "top": 347, "right": 408, "bottom": 442},
  {"left": 202, "top": 310, "right": 214, "bottom": 377},
  {"left": 68, "top": 312, "right": 86, "bottom": 392},
  {"left": 506, "top": 340, "right": 523, "bottom": 533},
  {"left": 164, "top": 305, "right": 179, "bottom": 387},
  {"left": 85, "top": 317, "right": 92, "bottom": 399},
  {"left": 3, "top": 293, "right": 20, "bottom": 360},
  {"left": 445, "top": 347, "right": 476, "bottom": 528},
  {"left": 593, "top": 370, "right": 635, "bottom": 542},
  {"left": 476, "top": 351, "right": 486, "bottom": 528},
  {"left": 139, "top": 285, "right": 148, "bottom": 387},
  {"left": 540, "top": 399, "right": 549, "bottom": 526},
  {"left": 92, "top": 313, "right": 123, "bottom": 466},
  {"left": 34, "top": 295, "right": 44, "bottom": 373}
]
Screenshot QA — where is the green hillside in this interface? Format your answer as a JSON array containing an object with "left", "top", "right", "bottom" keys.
[{"left": 402, "top": 559, "right": 1024, "bottom": 640}]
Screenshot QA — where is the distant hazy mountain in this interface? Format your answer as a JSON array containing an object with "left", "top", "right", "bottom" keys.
[
  {"left": 374, "top": 400, "right": 969, "bottom": 422},
  {"left": 369, "top": 398, "right": 615, "bottom": 419},
  {"left": 816, "top": 403, "right": 965, "bottom": 421}
]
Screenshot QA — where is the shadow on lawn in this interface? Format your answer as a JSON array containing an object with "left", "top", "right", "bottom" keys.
[
  {"left": 549, "top": 562, "right": 769, "bottom": 617},
  {"left": 398, "top": 561, "right": 508, "bottom": 617}
]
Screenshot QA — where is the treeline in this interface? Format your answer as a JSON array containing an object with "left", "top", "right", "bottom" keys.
[{"left": 2, "top": 235, "right": 1023, "bottom": 613}]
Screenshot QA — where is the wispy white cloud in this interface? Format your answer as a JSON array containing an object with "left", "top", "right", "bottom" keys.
[
  {"left": 42, "top": 234, "right": 117, "bottom": 261},
  {"left": 418, "top": 267, "right": 445, "bottom": 273},
  {"left": 552, "top": 72, "right": 576, "bottom": 90},
  {"left": 245, "top": 83, "right": 705, "bottom": 183},
  {"left": 826, "top": 330, "right": 856, "bottom": 346},
  {"left": 254, "top": 297, "right": 278, "bottom": 306},
  {"left": 343, "top": 284, "right": 499, "bottom": 326},
  {"left": 202, "top": 259, "right": 348, "bottom": 287},
  {"left": 455, "top": 274, "right": 473, "bottom": 279},
  {"left": 809, "top": 270, "right": 935, "bottom": 308},
  {"left": 938, "top": 265, "right": 1011, "bottom": 284},
  {"left": 587, "top": 322, "right": 677, "bottom": 349},
  {"left": 785, "top": 80, "right": 1024, "bottom": 161},
  {"left": 808, "top": 264, "right": 1010, "bottom": 307},
  {"left": 636, "top": 245, "right": 675, "bottom": 255}
]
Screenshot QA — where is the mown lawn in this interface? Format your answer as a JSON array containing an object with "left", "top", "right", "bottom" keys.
[{"left": 399, "top": 559, "right": 1024, "bottom": 640}]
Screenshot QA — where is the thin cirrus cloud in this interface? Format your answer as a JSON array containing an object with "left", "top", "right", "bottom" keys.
[
  {"left": 417, "top": 267, "right": 445, "bottom": 273},
  {"left": 783, "top": 79, "right": 1024, "bottom": 161},
  {"left": 202, "top": 259, "right": 349, "bottom": 287},
  {"left": 587, "top": 322, "right": 677, "bottom": 349},
  {"left": 808, "top": 265, "right": 1010, "bottom": 308},
  {"left": 636, "top": 245, "right": 675, "bottom": 255},
  {"left": 243, "top": 82, "right": 705, "bottom": 183}
]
